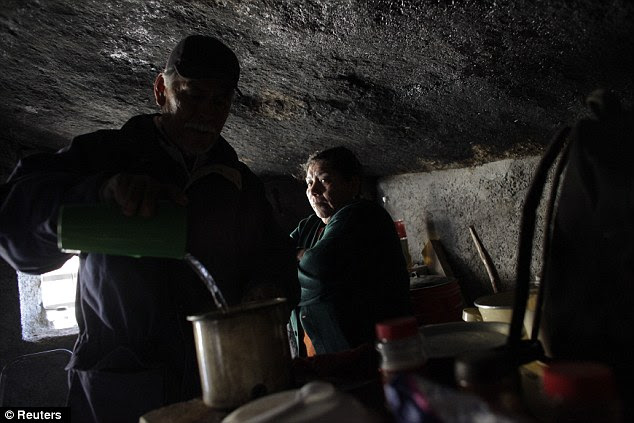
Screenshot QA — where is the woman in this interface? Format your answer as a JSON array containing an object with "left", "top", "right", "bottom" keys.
[{"left": 290, "top": 146, "right": 412, "bottom": 357}]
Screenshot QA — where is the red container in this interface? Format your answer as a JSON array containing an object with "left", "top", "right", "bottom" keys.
[
  {"left": 410, "top": 278, "right": 464, "bottom": 325},
  {"left": 393, "top": 220, "right": 407, "bottom": 239}
]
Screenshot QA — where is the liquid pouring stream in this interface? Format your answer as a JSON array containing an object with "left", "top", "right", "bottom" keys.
[{"left": 185, "top": 253, "right": 229, "bottom": 312}]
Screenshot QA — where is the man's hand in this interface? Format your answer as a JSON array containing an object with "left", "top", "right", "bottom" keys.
[{"left": 101, "top": 173, "right": 188, "bottom": 217}]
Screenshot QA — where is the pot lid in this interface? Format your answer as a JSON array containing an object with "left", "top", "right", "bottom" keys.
[
  {"left": 473, "top": 290, "right": 515, "bottom": 309},
  {"left": 410, "top": 275, "right": 455, "bottom": 289},
  {"left": 421, "top": 321, "right": 510, "bottom": 358},
  {"left": 221, "top": 381, "right": 372, "bottom": 423}
]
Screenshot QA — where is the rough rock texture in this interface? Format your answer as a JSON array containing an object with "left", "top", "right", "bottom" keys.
[
  {"left": 377, "top": 156, "right": 547, "bottom": 303},
  {"left": 1, "top": 0, "right": 633, "bottom": 176}
]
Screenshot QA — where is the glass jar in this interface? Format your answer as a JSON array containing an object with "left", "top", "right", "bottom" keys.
[
  {"left": 375, "top": 316, "right": 427, "bottom": 382},
  {"left": 454, "top": 349, "right": 526, "bottom": 417}
]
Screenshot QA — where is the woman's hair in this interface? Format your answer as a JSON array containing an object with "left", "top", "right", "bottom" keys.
[{"left": 301, "top": 146, "right": 363, "bottom": 179}]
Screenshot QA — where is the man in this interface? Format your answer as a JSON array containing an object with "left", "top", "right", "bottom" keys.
[{"left": 0, "top": 35, "right": 299, "bottom": 422}]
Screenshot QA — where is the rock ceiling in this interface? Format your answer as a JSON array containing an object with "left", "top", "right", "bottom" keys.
[{"left": 1, "top": 0, "right": 633, "bottom": 177}]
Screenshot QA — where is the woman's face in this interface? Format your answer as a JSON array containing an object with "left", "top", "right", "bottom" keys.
[{"left": 305, "top": 161, "right": 360, "bottom": 223}]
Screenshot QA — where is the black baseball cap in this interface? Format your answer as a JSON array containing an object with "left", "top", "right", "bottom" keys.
[{"left": 165, "top": 35, "right": 240, "bottom": 85}]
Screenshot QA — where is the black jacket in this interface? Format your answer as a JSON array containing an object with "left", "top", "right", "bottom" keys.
[
  {"left": 290, "top": 200, "right": 412, "bottom": 355},
  {"left": 0, "top": 114, "right": 299, "bottom": 422}
]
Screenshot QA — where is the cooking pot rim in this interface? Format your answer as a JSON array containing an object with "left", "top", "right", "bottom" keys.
[
  {"left": 186, "top": 297, "right": 288, "bottom": 322},
  {"left": 474, "top": 287, "right": 538, "bottom": 309},
  {"left": 474, "top": 290, "right": 515, "bottom": 309}
]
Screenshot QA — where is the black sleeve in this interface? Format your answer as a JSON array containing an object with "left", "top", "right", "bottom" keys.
[{"left": 0, "top": 131, "right": 116, "bottom": 274}]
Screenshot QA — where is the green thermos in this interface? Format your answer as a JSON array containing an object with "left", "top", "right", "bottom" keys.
[{"left": 57, "top": 202, "right": 187, "bottom": 258}]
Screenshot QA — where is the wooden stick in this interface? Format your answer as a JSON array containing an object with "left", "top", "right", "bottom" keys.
[{"left": 469, "top": 225, "right": 501, "bottom": 293}]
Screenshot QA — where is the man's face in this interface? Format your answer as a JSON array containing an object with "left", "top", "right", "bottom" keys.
[
  {"left": 305, "top": 161, "right": 360, "bottom": 223},
  {"left": 158, "top": 76, "right": 234, "bottom": 155}
]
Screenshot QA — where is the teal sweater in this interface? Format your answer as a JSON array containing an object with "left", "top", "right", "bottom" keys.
[{"left": 290, "top": 199, "right": 412, "bottom": 355}]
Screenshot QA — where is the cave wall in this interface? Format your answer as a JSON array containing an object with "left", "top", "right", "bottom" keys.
[{"left": 377, "top": 155, "right": 547, "bottom": 305}]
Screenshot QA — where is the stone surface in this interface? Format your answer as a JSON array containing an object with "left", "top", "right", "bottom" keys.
[
  {"left": 377, "top": 156, "right": 548, "bottom": 303},
  {"left": 1, "top": 0, "right": 633, "bottom": 176}
]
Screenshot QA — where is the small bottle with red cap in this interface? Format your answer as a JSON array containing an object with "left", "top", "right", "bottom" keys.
[
  {"left": 381, "top": 196, "right": 413, "bottom": 270},
  {"left": 542, "top": 361, "right": 623, "bottom": 423},
  {"left": 375, "top": 316, "right": 428, "bottom": 382}
]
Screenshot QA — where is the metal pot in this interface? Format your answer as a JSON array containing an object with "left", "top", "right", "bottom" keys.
[
  {"left": 410, "top": 276, "right": 465, "bottom": 325},
  {"left": 473, "top": 290, "right": 515, "bottom": 323},
  {"left": 473, "top": 288, "right": 539, "bottom": 338},
  {"left": 187, "top": 298, "right": 292, "bottom": 410}
]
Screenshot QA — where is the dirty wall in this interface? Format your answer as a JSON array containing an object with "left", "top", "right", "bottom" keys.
[{"left": 377, "top": 156, "right": 547, "bottom": 304}]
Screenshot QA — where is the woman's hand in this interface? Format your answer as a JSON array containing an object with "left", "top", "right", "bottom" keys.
[
  {"left": 296, "top": 248, "right": 307, "bottom": 261},
  {"left": 100, "top": 173, "right": 188, "bottom": 217}
]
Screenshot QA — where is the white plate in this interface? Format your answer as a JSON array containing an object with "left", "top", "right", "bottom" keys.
[{"left": 421, "top": 321, "right": 510, "bottom": 358}]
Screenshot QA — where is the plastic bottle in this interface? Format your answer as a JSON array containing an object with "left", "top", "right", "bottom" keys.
[
  {"left": 375, "top": 316, "right": 427, "bottom": 382},
  {"left": 57, "top": 202, "right": 187, "bottom": 258},
  {"left": 542, "top": 361, "right": 623, "bottom": 422},
  {"left": 381, "top": 196, "right": 413, "bottom": 270}
]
